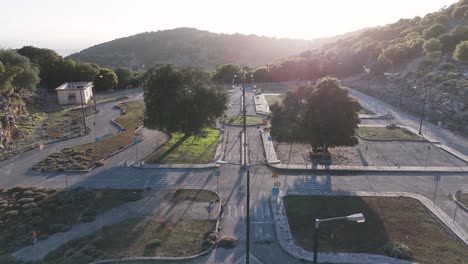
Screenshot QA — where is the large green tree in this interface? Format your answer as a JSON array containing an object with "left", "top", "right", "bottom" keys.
[
  {"left": 115, "top": 67, "right": 134, "bottom": 89},
  {"left": 0, "top": 49, "right": 40, "bottom": 93},
  {"left": 270, "top": 77, "right": 360, "bottom": 153},
  {"left": 93, "top": 68, "right": 118, "bottom": 91},
  {"left": 144, "top": 64, "right": 227, "bottom": 135},
  {"left": 212, "top": 64, "right": 241, "bottom": 84},
  {"left": 303, "top": 77, "right": 361, "bottom": 152}
]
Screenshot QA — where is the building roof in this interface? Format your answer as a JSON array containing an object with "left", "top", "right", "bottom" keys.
[{"left": 55, "top": 82, "right": 93, "bottom": 91}]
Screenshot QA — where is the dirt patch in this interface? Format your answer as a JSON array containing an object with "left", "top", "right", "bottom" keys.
[
  {"left": 169, "top": 189, "right": 219, "bottom": 203},
  {"left": 284, "top": 195, "right": 468, "bottom": 264}
]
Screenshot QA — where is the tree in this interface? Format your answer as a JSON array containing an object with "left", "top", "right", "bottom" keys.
[
  {"left": 372, "top": 56, "right": 391, "bottom": 76},
  {"left": 115, "top": 67, "right": 134, "bottom": 89},
  {"left": 303, "top": 77, "right": 360, "bottom": 152},
  {"left": 212, "top": 64, "right": 241, "bottom": 83},
  {"left": 451, "top": 4, "right": 468, "bottom": 19},
  {"left": 93, "top": 68, "right": 118, "bottom": 91},
  {"left": 0, "top": 50, "right": 40, "bottom": 93},
  {"left": 144, "top": 65, "right": 227, "bottom": 135},
  {"left": 422, "top": 23, "right": 447, "bottom": 39},
  {"left": 453, "top": 41, "right": 468, "bottom": 62},
  {"left": 423, "top": 38, "right": 442, "bottom": 53}
]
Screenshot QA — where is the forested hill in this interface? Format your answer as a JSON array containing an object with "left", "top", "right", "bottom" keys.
[{"left": 69, "top": 28, "right": 355, "bottom": 69}]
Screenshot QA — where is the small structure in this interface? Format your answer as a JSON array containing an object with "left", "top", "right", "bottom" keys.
[{"left": 55, "top": 82, "right": 93, "bottom": 105}]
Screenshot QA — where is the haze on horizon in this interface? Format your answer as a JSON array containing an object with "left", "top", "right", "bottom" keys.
[{"left": 1, "top": 0, "right": 459, "bottom": 56}]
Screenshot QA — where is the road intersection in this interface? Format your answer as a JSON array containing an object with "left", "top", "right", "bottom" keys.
[{"left": 1, "top": 86, "right": 467, "bottom": 263}]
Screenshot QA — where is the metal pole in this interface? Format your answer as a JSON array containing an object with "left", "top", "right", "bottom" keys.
[
  {"left": 79, "top": 89, "right": 87, "bottom": 133},
  {"left": 398, "top": 83, "right": 406, "bottom": 108},
  {"left": 433, "top": 180, "right": 439, "bottom": 206},
  {"left": 135, "top": 142, "right": 139, "bottom": 161},
  {"left": 92, "top": 83, "right": 97, "bottom": 113},
  {"left": 419, "top": 89, "right": 428, "bottom": 135},
  {"left": 313, "top": 220, "right": 319, "bottom": 264},
  {"left": 246, "top": 167, "right": 250, "bottom": 264},
  {"left": 424, "top": 146, "right": 430, "bottom": 171},
  {"left": 452, "top": 204, "right": 458, "bottom": 223}
]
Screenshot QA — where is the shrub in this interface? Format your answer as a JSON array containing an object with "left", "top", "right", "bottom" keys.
[
  {"left": 145, "top": 239, "right": 161, "bottom": 249},
  {"left": 50, "top": 223, "right": 66, "bottom": 232},
  {"left": 208, "top": 232, "right": 219, "bottom": 242},
  {"left": 94, "top": 161, "right": 105, "bottom": 167},
  {"left": 5, "top": 210, "right": 19, "bottom": 217},
  {"left": 383, "top": 241, "right": 413, "bottom": 260},
  {"left": 80, "top": 215, "right": 96, "bottom": 223},
  {"left": 452, "top": 5, "right": 468, "bottom": 19},
  {"left": 423, "top": 23, "right": 447, "bottom": 39},
  {"left": 17, "top": 197, "right": 35, "bottom": 205},
  {"left": 218, "top": 236, "right": 238, "bottom": 248},
  {"left": 202, "top": 239, "right": 216, "bottom": 251},
  {"left": 21, "top": 203, "right": 37, "bottom": 210},
  {"left": 33, "top": 193, "right": 48, "bottom": 202}
]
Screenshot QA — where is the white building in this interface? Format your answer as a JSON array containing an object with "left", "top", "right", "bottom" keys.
[{"left": 55, "top": 82, "right": 93, "bottom": 105}]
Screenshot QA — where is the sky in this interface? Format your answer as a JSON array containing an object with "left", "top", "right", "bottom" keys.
[{"left": 0, "top": 0, "right": 459, "bottom": 55}]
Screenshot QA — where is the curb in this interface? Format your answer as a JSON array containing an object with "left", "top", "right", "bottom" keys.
[
  {"left": 268, "top": 164, "right": 468, "bottom": 174},
  {"left": 88, "top": 189, "right": 223, "bottom": 264}
]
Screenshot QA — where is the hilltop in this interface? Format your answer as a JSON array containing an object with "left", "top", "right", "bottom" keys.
[
  {"left": 68, "top": 27, "right": 363, "bottom": 69},
  {"left": 252, "top": 0, "right": 468, "bottom": 134}
]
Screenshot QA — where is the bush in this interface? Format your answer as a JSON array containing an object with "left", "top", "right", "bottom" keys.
[
  {"left": 202, "top": 239, "right": 216, "bottom": 251},
  {"left": 208, "top": 232, "right": 219, "bottom": 242},
  {"left": 50, "top": 223, "right": 66, "bottom": 232},
  {"left": 94, "top": 161, "right": 105, "bottom": 167},
  {"left": 218, "top": 236, "right": 238, "bottom": 248},
  {"left": 423, "top": 23, "right": 447, "bottom": 39},
  {"left": 145, "top": 239, "right": 161, "bottom": 249},
  {"left": 383, "top": 241, "right": 413, "bottom": 260}
]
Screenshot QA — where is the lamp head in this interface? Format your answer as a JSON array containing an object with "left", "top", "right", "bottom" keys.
[{"left": 347, "top": 213, "right": 365, "bottom": 223}]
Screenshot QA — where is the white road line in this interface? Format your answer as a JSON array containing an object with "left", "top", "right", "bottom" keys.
[
  {"left": 228, "top": 206, "right": 232, "bottom": 217},
  {"left": 251, "top": 221, "right": 274, "bottom": 224},
  {"left": 265, "top": 205, "right": 271, "bottom": 218},
  {"left": 254, "top": 205, "right": 257, "bottom": 218},
  {"left": 234, "top": 206, "right": 237, "bottom": 218},
  {"left": 241, "top": 206, "right": 244, "bottom": 218}
]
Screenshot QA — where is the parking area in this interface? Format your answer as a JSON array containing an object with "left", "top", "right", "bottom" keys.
[{"left": 275, "top": 140, "right": 467, "bottom": 167}]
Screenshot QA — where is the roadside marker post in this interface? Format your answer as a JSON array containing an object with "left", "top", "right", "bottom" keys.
[
  {"left": 133, "top": 138, "right": 140, "bottom": 161},
  {"left": 39, "top": 143, "right": 44, "bottom": 151},
  {"left": 433, "top": 175, "right": 441, "bottom": 205},
  {"left": 453, "top": 190, "right": 462, "bottom": 222}
]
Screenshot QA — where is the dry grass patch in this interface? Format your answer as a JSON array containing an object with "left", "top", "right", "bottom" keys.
[
  {"left": 0, "top": 187, "right": 143, "bottom": 255},
  {"left": 42, "top": 218, "right": 216, "bottom": 264},
  {"left": 357, "top": 126, "right": 425, "bottom": 141},
  {"left": 284, "top": 195, "right": 468, "bottom": 264}
]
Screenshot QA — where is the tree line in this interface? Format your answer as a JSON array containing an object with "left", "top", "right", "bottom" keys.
[{"left": 0, "top": 46, "right": 146, "bottom": 96}]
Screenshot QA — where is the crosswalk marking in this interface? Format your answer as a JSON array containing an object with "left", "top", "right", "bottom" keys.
[{"left": 222, "top": 204, "right": 272, "bottom": 220}]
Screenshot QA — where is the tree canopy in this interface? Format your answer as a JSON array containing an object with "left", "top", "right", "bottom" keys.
[
  {"left": 144, "top": 64, "right": 227, "bottom": 135},
  {"left": 0, "top": 49, "right": 40, "bottom": 94},
  {"left": 270, "top": 77, "right": 360, "bottom": 152},
  {"left": 212, "top": 64, "right": 241, "bottom": 84},
  {"left": 17, "top": 46, "right": 100, "bottom": 90},
  {"left": 93, "top": 68, "right": 118, "bottom": 91}
]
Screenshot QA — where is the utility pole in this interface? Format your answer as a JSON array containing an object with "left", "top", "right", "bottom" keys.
[
  {"left": 241, "top": 68, "right": 251, "bottom": 264},
  {"left": 79, "top": 89, "right": 87, "bottom": 133},
  {"left": 419, "top": 88, "right": 428, "bottom": 135}
]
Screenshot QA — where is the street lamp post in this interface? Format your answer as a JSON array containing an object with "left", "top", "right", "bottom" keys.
[
  {"left": 92, "top": 75, "right": 103, "bottom": 113},
  {"left": 216, "top": 160, "right": 268, "bottom": 264},
  {"left": 313, "top": 213, "right": 366, "bottom": 264},
  {"left": 418, "top": 88, "right": 428, "bottom": 135}
]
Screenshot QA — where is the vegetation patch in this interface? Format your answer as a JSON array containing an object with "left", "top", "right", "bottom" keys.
[
  {"left": 264, "top": 94, "right": 285, "bottom": 107},
  {"left": 225, "top": 115, "right": 264, "bottom": 126},
  {"left": 0, "top": 187, "right": 143, "bottom": 255},
  {"left": 459, "top": 194, "right": 468, "bottom": 208},
  {"left": 171, "top": 189, "right": 219, "bottom": 203},
  {"left": 42, "top": 218, "right": 216, "bottom": 263},
  {"left": 145, "top": 128, "right": 219, "bottom": 164},
  {"left": 356, "top": 126, "right": 425, "bottom": 141},
  {"left": 358, "top": 106, "right": 375, "bottom": 115},
  {"left": 283, "top": 195, "right": 468, "bottom": 264},
  {"left": 33, "top": 100, "right": 147, "bottom": 171}
]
